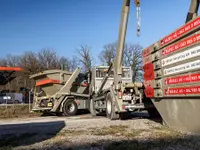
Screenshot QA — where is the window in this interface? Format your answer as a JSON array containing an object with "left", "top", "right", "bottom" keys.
[{"left": 95, "top": 67, "right": 131, "bottom": 78}]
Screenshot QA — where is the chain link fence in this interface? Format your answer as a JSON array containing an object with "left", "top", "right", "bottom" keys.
[{"left": 0, "top": 91, "right": 41, "bottom": 119}]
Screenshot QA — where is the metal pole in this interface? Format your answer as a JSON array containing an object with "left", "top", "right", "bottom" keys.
[
  {"left": 29, "top": 91, "right": 31, "bottom": 112},
  {"left": 186, "top": 0, "right": 200, "bottom": 23},
  {"left": 114, "top": 0, "right": 131, "bottom": 90}
]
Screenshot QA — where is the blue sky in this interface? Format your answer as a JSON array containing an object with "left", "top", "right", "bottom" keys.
[{"left": 0, "top": 0, "right": 197, "bottom": 65}]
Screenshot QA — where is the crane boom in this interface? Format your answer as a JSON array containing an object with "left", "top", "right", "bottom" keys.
[
  {"left": 113, "top": 0, "right": 131, "bottom": 90},
  {"left": 96, "top": 0, "right": 140, "bottom": 95},
  {"left": 186, "top": 0, "right": 199, "bottom": 23}
]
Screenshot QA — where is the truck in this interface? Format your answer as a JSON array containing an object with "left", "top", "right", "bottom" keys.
[
  {"left": 88, "top": 0, "right": 158, "bottom": 120},
  {"left": 30, "top": 0, "right": 200, "bottom": 133},
  {"left": 30, "top": 65, "right": 140, "bottom": 117},
  {"left": 30, "top": 0, "right": 157, "bottom": 119}
]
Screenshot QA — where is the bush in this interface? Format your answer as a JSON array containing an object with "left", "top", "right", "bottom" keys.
[{"left": 0, "top": 104, "right": 41, "bottom": 119}]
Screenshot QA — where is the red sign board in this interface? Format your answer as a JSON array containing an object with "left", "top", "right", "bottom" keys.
[
  {"left": 143, "top": 62, "right": 154, "bottom": 81},
  {"left": 162, "top": 34, "right": 200, "bottom": 56},
  {"left": 165, "top": 86, "right": 200, "bottom": 95},
  {"left": 160, "top": 17, "right": 200, "bottom": 46},
  {"left": 164, "top": 73, "right": 200, "bottom": 85},
  {"left": 144, "top": 86, "right": 154, "bottom": 98}
]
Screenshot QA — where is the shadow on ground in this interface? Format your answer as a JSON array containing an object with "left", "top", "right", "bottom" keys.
[
  {"left": 0, "top": 121, "right": 65, "bottom": 147},
  {"left": 131, "top": 111, "right": 163, "bottom": 124},
  {"left": 40, "top": 109, "right": 91, "bottom": 117}
]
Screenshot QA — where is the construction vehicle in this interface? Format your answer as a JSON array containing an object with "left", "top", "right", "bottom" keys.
[
  {"left": 30, "top": 66, "right": 134, "bottom": 116},
  {"left": 30, "top": 0, "right": 157, "bottom": 119},
  {"left": 30, "top": 69, "right": 91, "bottom": 116},
  {"left": 88, "top": 0, "right": 158, "bottom": 119},
  {"left": 30, "top": 0, "right": 200, "bottom": 133}
]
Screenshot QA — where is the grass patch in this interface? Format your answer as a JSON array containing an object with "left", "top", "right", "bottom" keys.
[
  {"left": 57, "top": 129, "right": 86, "bottom": 137},
  {"left": 123, "top": 129, "right": 144, "bottom": 138},
  {"left": 90, "top": 125, "right": 144, "bottom": 138},
  {"left": 0, "top": 105, "right": 41, "bottom": 119},
  {"left": 105, "top": 141, "right": 144, "bottom": 150},
  {"left": 90, "top": 125, "right": 128, "bottom": 136},
  {"left": 151, "top": 126, "right": 183, "bottom": 139}
]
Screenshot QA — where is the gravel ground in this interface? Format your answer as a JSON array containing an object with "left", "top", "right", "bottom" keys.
[{"left": 0, "top": 114, "right": 200, "bottom": 150}]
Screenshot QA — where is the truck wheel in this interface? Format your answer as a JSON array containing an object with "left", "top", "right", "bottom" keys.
[
  {"left": 63, "top": 99, "right": 78, "bottom": 116},
  {"left": 106, "top": 92, "right": 119, "bottom": 120}
]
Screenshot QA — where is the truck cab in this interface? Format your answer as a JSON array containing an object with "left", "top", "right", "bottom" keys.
[{"left": 91, "top": 66, "right": 132, "bottom": 93}]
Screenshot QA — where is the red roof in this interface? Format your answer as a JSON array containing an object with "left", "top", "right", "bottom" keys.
[
  {"left": 0, "top": 67, "right": 23, "bottom": 71},
  {"left": 0, "top": 66, "right": 23, "bottom": 85}
]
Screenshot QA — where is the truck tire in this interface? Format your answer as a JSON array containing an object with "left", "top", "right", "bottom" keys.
[
  {"left": 106, "top": 92, "right": 119, "bottom": 120},
  {"left": 62, "top": 99, "right": 78, "bottom": 116}
]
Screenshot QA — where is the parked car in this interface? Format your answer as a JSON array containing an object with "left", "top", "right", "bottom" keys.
[{"left": 0, "top": 92, "right": 23, "bottom": 104}]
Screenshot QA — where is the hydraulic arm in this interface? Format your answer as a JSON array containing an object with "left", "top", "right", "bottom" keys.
[
  {"left": 96, "top": 0, "right": 140, "bottom": 95},
  {"left": 186, "top": 0, "right": 200, "bottom": 23},
  {"left": 114, "top": 0, "right": 140, "bottom": 91}
]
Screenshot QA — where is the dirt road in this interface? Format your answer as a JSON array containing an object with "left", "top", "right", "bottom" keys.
[{"left": 0, "top": 113, "right": 199, "bottom": 150}]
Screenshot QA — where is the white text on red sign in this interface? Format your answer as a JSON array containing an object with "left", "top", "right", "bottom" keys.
[
  {"left": 161, "top": 17, "right": 200, "bottom": 46},
  {"left": 162, "top": 34, "right": 200, "bottom": 56},
  {"left": 164, "top": 73, "right": 200, "bottom": 85},
  {"left": 165, "top": 86, "right": 200, "bottom": 95}
]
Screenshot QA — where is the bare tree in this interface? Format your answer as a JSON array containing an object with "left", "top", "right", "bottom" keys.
[
  {"left": 99, "top": 42, "right": 143, "bottom": 82},
  {"left": 58, "top": 55, "right": 79, "bottom": 72},
  {"left": 18, "top": 51, "right": 40, "bottom": 74},
  {"left": 99, "top": 42, "right": 117, "bottom": 66},
  {"left": 76, "top": 45, "right": 93, "bottom": 73},
  {"left": 123, "top": 44, "right": 143, "bottom": 82},
  {"left": 59, "top": 56, "right": 71, "bottom": 71},
  {"left": 6, "top": 54, "right": 20, "bottom": 67},
  {"left": 38, "top": 49, "right": 60, "bottom": 70},
  {"left": 0, "top": 58, "right": 7, "bottom": 66},
  {"left": 69, "top": 56, "right": 79, "bottom": 72},
  {"left": 0, "top": 48, "right": 89, "bottom": 91}
]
